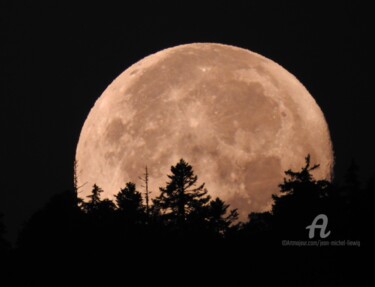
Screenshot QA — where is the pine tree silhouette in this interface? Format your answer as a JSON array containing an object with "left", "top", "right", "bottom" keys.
[
  {"left": 271, "top": 154, "right": 331, "bottom": 238},
  {"left": 82, "top": 184, "right": 103, "bottom": 212},
  {"left": 154, "top": 159, "right": 210, "bottom": 227},
  {"left": 115, "top": 182, "right": 145, "bottom": 225},
  {"left": 207, "top": 197, "right": 238, "bottom": 237},
  {"left": 81, "top": 184, "right": 115, "bottom": 217},
  {"left": 9, "top": 151, "right": 375, "bottom": 286}
]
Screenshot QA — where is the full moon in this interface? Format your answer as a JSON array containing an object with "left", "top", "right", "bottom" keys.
[{"left": 76, "top": 43, "right": 333, "bottom": 219}]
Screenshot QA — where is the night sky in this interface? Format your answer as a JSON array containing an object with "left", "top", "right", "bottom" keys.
[{"left": 1, "top": 1, "right": 372, "bottom": 242}]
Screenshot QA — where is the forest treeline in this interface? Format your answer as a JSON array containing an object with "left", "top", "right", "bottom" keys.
[{"left": 0, "top": 156, "right": 373, "bottom": 285}]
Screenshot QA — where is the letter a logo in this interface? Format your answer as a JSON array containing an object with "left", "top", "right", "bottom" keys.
[{"left": 306, "top": 214, "right": 331, "bottom": 239}]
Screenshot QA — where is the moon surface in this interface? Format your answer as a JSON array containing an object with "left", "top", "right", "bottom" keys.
[{"left": 76, "top": 43, "right": 334, "bottom": 219}]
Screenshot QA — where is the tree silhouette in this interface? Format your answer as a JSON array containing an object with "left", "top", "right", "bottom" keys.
[
  {"left": 154, "top": 159, "right": 210, "bottom": 227},
  {"left": 77, "top": 185, "right": 117, "bottom": 255},
  {"left": 138, "top": 166, "right": 151, "bottom": 221},
  {"left": 206, "top": 197, "right": 239, "bottom": 237},
  {"left": 334, "top": 159, "right": 370, "bottom": 240},
  {"left": 115, "top": 182, "right": 145, "bottom": 225},
  {"left": 242, "top": 212, "right": 273, "bottom": 238},
  {"left": 82, "top": 184, "right": 103, "bottom": 212},
  {"left": 81, "top": 184, "right": 115, "bottom": 216},
  {"left": 7, "top": 154, "right": 372, "bottom": 285},
  {"left": 271, "top": 154, "right": 332, "bottom": 238},
  {"left": 17, "top": 189, "right": 83, "bottom": 252},
  {"left": 277, "top": 154, "right": 330, "bottom": 195},
  {"left": 73, "top": 159, "right": 79, "bottom": 192}
]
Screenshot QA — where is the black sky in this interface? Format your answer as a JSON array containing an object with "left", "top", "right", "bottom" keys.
[{"left": 1, "top": 1, "right": 373, "bottom": 241}]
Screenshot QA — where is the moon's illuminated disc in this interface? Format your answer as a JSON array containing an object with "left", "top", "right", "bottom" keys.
[{"left": 76, "top": 43, "right": 334, "bottom": 218}]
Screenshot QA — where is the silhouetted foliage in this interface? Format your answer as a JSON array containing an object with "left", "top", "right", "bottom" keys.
[
  {"left": 115, "top": 182, "right": 145, "bottom": 225},
  {"left": 332, "top": 159, "right": 374, "bottom": 242},
  {"left": 80, "top": 184, "right": 115, "bottom": 222},
  {"left": 243, "top": 211, "right": 273, "bottom": 235},
  {"left": 8, "top": 155, "right": 373, "bottom": 285},
  {"left": 17, "top": 189, "right": 82, "bottom": 252},
  {"left": 270, "top": 154, "right": 332, "bottom": 237},
  {"left": 73, "top": 159, "right": 79, "bottom": 192},
  {"left": 154, "top": 159, "right": 210, "bottom": 228},
  {"left": 206, "top": 197, "right": 239, "bottom": 236},
  {"left": 82, "top": 184, "right": 104, "bottom": 212},
  {"left": 139, "top": 166, "right": 151, "bottom": 220},
  {"left": 277, "top": 154, "right": 331, "bottom": 196}
]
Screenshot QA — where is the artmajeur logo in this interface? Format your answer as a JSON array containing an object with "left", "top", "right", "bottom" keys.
[
  {"left": 281, "top": 213, "right": 360, "bottom": 247},
  {"left": 305, "top": 214, "right": 331, "bottom": 239}
]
